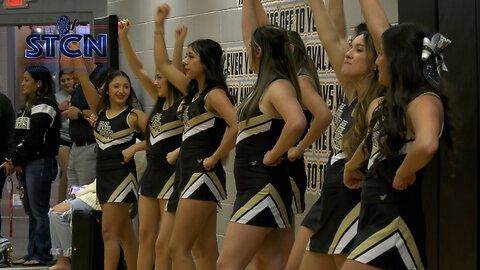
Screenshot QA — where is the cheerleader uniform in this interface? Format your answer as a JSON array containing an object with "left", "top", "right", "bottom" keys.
[
  {"left": 94, "top": 107, "right": 139, "bottom": 204},
  {"left": 167, "top": 90, "right": 227, "bottom": 212},
  {"left": 230, "top": 92, "right": 292, "bottom": 228},
  {"left": 302, "top": 98, "right": 362, "bottom": 254},
  {"left": 139, "top": 98, "right": 183, "bottom": 199},
  {"left": 347, "top": 92, "right": 440, "bottom": 270},
  {"left": 287, "top": 73, "right": 315, "bottom": 214}
]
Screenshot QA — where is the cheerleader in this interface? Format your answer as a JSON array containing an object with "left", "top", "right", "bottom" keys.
[
  {"left": 117, "top": 19, "right": 186, "bottom": 270},
  {"left": 154, "top": 5, "right": 238, "bottom": 270},
  {"left": 73, "top": 58, "right": 148, "bottom": 270},
  {"left": 216, "top": 0, "right": 307, "bottom": 269},
  {"left": 342, "top": 1, "right": 451, "bottom": 269}
]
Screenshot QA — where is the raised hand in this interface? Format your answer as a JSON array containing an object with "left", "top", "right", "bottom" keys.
[
  {"left": 118, "top": 19, "right": 131, "bottom": 37},
  {"left": 154, "top": 4, "right": 170, "bottom": 27},
  {"left": 175, "top": 24, "right": 188, "bottom": 42}
]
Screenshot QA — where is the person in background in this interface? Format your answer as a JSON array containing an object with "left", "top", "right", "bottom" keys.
[
  {"left": 0, "top": 91, "right": 16, "bottom": 235},
  {"left": 61, "top": 62, "right": 105, "bottom": 189},
  {"left": 56, "top": 71, "right": 75, "bottom": 202},
  {"left": 117, "top": 18, "right": 186, "bottom": 270},
  {"left": 48, "top": 148, "right": 147, "bottom": 270},
  {"left": 1, "top": 65, "right": 61, "bottom": 267}
]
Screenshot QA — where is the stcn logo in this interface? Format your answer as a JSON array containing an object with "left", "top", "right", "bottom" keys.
[{"left": 25, "top": 16, "right": 107, "bottom": 59}]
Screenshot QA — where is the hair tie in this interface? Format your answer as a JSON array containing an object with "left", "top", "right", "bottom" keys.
[{"left": 421, "top": 33, "right": 451, "bottom": 89}]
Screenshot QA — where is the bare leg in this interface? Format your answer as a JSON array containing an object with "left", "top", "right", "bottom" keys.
[
  {"left": 281, "top": 219, "right": 295, "bottom": 267},
  {"left": 334, "top": 254, "right": 348, "bottom": 269},
  {"left": 191, "top": 210, "right": 218, "bottom": 270},
  {"left": 48, "top": 255, "right": 71, "bottom": 270},
  {"left": 56, "top": 148, "right": 70, "bottom": 202},
  {"left": 137, "top": 196, "right": 161, "bottom": 270},
  {"left": 169, "top": 199, "right": 217, "bottom": 270},
  {"left": 155, "top": 200, "right": 173, "bottom": 270},
  {"left": 300, "top": 251, "right": 337, "bottom": 270},
  {"left": 341, "top": 259, "right": 382, "bottom": 270},
  {"left": 101, "top": 203, "right": 138, "bottom": 270},
  {"left": 285, "top": 225, "right": 314, "bottom": 270},
  {"left": 217, "top": 222, "right": 272, "bottom": 270},
  {"left": 249, "top": 229, "right": 283, "bottom": 270}
]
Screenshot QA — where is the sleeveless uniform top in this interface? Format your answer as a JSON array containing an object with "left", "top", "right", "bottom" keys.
[
  {"left": 94, "top": 106, "right": 137, "bottom": 160},
  {"left": 139, "top": 98, "right": 183, "bottom": 198},
  {"left": 94, "top": 106, "right": 139, "bottom": 204},
  {"left": 347, "top": 92, "right": 441, "bottom": 270},
  {"left": 181, "top": 94, "right": 227, "bottom": 155},
  {"left": 236, "top": 107, "right": 285, "bottom": 161},
  {"left": 231, "top": 82, "right": 294, "bottom": 229},
  {"left": 167, "top": 90, "right": 228, "bottom": 212},
  {"left": 362, "top": 92, "right": 442, "bottom": 204},
  {"left": 322, "top": 98, "right": 356, "bottom": 189},
  {"left": 147, "top": 98, "right": 183, "bottom": 159}
]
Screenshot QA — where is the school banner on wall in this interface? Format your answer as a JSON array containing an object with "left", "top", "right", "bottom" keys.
[{"left": 226, "top": 0, "right": 345, "bottom": 195}]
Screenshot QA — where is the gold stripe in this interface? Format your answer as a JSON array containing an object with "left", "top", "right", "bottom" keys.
[
  {"left": 290, "top": 178, "right": 302, "bottom": 213},
  {"left": 230, "top": 183, "right": 291, "bottom": 228},
  {"left": 238, "top": 114, "right": 273, "bottom": 131},
  {"left": 328, "top": 203, "right": 361, "bottom": 253},
  {"left": 184, "top": 112, "right": 215, "bottom": 133},
  {"left": 206, "top": 171, "right": 227, "bottom": 200},
  {"left": 158, "top": 173, "right": 176, "bottom": 199},
  {"left": 94, "top": 127, "right": 135, "bottom": 143},
  {"left": 180, "top": 172, "right": 202, "bottom": 197},
  {"left": 306, "top": 239, "right": 311, "bottom": 251},
  {"left": 107, "top": 173, "right": 137, "bottom": 202},
  {"left": 150, "top": 120, "right": 184, "bottom": 137},
  {"left": 348, "top": 216, "right": 424, "bottom": 269}
]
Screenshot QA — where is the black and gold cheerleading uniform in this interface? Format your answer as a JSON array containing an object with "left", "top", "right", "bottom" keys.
[
  {"left": 287, "top": 107, "right": 311, "bottom": 214},
  {"left": 230, "top": 94, "right": 292, "bottom": 228},
  {"left": 287, "top": 73, "right": 316, "bottom": 214},
  {"left": 167, "top": 91, "right": 227, "bottom": 212},
  {"left": 347, "top": 92, "right": 440, "bottom": 270},
  {"left": 302, "top": 98, "right": 362, "bottom": 254},
  {"left": 139, "top": 98, "right": 183, "bottom": 199},
  {"left": 94, "top": 107, "right": 139, "bottom": 204}
]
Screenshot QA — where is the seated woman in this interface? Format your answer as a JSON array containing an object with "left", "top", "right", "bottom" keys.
[{"left": 48, "top": 180, "right": 101, "bottom": 270}]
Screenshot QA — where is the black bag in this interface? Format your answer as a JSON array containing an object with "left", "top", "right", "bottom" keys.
[
  {"left": 71, "top": 209, "right": 126, "bottom": 270},
  {"left": 71, "top": 210, "right": 104, "bottom": 270}
]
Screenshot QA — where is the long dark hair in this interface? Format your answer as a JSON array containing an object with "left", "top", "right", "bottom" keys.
[
  {"left": 341, "top": 30, "right": 386, "bottom": 160},
  {"left": 179, "top": 39, "right": 232, "bottom": 117},
  {"left": 97, "top": 69, "right": 136, "bottom": 112},
  {"left": 287, "top": 31, "right": 322, "bottom": 97},
  {"left": 371, "top": 23, "right": 452, "bottom": 181},
  {"left": 237, "top": 25, "right": 301, "bottom": 121},
  {"left": 24, "top": 65, "right": 56, "bottom": 110}
]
